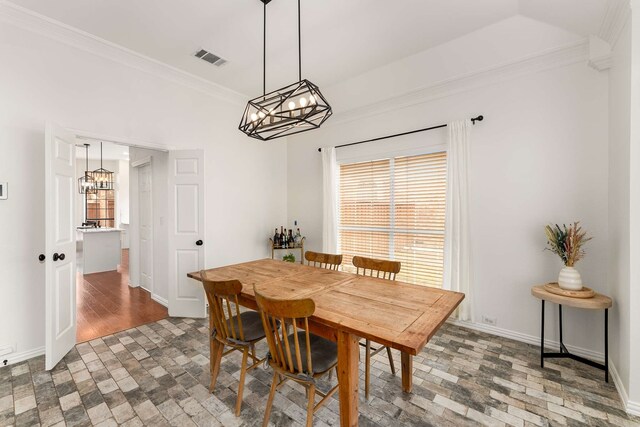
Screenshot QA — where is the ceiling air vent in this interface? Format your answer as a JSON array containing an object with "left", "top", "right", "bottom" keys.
[{"left": 194, "top": 49, "right": 227, "bottom": 66}]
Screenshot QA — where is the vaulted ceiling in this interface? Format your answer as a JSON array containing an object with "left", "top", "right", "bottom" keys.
[{"left": 10, "top": 0, "right": 611, "bottom": 96}]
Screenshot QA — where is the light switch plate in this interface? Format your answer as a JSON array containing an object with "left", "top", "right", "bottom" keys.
[{"left": 0, "top": 182, "right": 6, "bottom": 200}]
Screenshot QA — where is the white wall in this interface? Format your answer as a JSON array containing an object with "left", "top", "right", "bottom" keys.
[
  {"left": 0, "top": 20, "right": 286, "bottom": 362},
  {"left": 627, "top": 0, "right": 640, "bottom": 410},
  {"left": 288, "top": 19, "right": 609, "bottom": 356},
  {"left": 608, "top": 12, "right": 632, "bottom": 405},
  {"left": 117, "top": 159, "right": 130, "bottom": 226}
]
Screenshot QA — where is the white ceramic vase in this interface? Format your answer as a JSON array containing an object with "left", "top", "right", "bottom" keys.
[{"left": 558, "top": 266, "right": 583, "bottom": 290}]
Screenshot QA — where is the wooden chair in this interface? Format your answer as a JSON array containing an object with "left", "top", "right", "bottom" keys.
[
  {"left": 304, "top": 250, "right": 343, "bottom": 270},
  {"left": 352, "top": 256, "right": 401, "bottom": 399},
  {"left": 255, "top": 288, "right": 339, "bottom": 427},
  {"left": 200, "top": 272, "right": 272, "bottom": 416}
]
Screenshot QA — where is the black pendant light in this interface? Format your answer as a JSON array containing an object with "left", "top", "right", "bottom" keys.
[
  {"left": 78, "top": 143, "right": 96, "bottom": 194},
  {"left": 89, "top": 142, "right": 114, "bottom": 191},
  {"left": 239, "top": 0, "right": 332, "bottom": 141}
]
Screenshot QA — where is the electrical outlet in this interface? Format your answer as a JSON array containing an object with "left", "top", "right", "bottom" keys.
[{"left": 481, "top": 315, "right": 497, "bottom": 326}]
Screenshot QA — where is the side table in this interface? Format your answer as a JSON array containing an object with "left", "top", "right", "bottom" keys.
[{"left": 531, "top": 285, "right": 612, "bottom": 382}]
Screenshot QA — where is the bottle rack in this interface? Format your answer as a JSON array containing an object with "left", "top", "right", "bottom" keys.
[{"left": 269, "top": 237, "right": 305, "bottom": 264}]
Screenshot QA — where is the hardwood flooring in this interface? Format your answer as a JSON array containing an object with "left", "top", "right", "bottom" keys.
[{"left": 76, "top": 249, "right": 168, "bottom": 343}]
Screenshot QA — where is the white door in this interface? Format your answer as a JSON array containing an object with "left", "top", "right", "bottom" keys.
[
  {"left": 168, "top": 150, "right": 205, "bottom": 318},
  {"left": 138, "top": 164, "right": 153, "bottom": 292},
  {"left": 45, "top": 123, "right": 77, "bottom": 370}
]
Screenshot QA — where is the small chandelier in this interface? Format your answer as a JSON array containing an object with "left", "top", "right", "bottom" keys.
[
  {"left": 89, "top": 142, "right": 114, "bottom": 191},
  {"left": 78, "top": 143, "right": 96, "bottom": 194},
  {"left": 239, "top": 0, "right": 332, "bottom": 141}
]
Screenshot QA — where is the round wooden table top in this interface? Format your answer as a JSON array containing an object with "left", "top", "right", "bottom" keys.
[{"left": 531, "top": 285, "right": 612, "bottom": 309}]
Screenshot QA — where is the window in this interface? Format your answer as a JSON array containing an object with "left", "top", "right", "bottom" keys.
[
  {"left": 339, "top": 151, "right": 446, "bottom": 287},
  {"left": 86, "top": 190, "right": 115, "bottom": 228}
]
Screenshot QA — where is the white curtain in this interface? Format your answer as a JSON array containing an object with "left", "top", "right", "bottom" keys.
[
  {"left": 321, "top": 147, "right": 339, "bottom": 253},
  {"left": 444, "top": 120, "right": 472, "bottom": 321}
]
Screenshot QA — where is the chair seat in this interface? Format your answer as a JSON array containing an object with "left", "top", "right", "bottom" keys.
[
  {"left": 285, "top": 331, "right": 337, "bottom": 374},
  {"left": 223, "top": 311, "right": 267, "bottom": 343}
]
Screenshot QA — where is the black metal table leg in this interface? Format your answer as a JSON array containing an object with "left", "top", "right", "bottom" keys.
[
  {"left": 559, "top": 304, "right": 563, "bottom": 352},
  {"left": 605, "top": 308, "right": 609, "bottom": 383},
  {"left": 540, "top": 300, "right": 545, "bottom": 368}
]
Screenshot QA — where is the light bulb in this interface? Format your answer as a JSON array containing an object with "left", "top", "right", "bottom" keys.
[
  {"left": 250, "top": 113, "right": 258, "bottom": 122},
  {"left": 258, "top": 111, "right": 266, "bottom": 119},
  {"left": 288, "top": 101, "right": 296, "bottom": 110},
  {"left": 299, "top": 97, "right": 307, "bottom": 108},
  {"left": 309, "top": 95, "right": 316, "bottom": 105}
]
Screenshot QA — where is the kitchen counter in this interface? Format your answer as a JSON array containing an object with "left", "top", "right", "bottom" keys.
[
  {"left": 77, "top": 227, "right": 123, "bottom": 233},
  {"left": 77, "top": 228, "right": 122, "bottom": 274}
]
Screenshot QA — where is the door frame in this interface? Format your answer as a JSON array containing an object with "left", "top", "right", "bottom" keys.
[
  {"left": 131, "top": 157, "right": 153, "bottom": 294},
  {"left": 45, "top": 127, "right": 170, "bottom": 355}
]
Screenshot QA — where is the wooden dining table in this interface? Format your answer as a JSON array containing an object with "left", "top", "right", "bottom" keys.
[{"left": 187, "top": 258, "right": 464, "bottom": 427}]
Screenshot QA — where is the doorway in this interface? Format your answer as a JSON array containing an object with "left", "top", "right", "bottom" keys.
[
  {"left": 74, "top": 140, "right": 167, "bottom": 343},
  {"left": 45, "top": 123, "right": 206, "bottom": 370}
]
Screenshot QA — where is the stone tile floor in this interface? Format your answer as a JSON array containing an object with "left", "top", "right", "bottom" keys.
[{"left": 1, "top": 317, "right": 639, "bottom": 426}]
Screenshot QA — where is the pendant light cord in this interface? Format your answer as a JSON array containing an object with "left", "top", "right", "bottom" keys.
[
  {"left": 263, "top": 0, "right": 266, "bottom": 95},
  {"left": 298, "top": 0, "right": 301, "bottom": 82},
  {"left": 100, "top": 142, "right": 103, "bottom": 169}
]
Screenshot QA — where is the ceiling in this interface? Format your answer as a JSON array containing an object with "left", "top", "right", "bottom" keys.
[
  {"left": 76, "top": 141, "right": 129, "bottom": 161},
  {"left": 11, "top": 0, "right": 610, "bottom": 96}
]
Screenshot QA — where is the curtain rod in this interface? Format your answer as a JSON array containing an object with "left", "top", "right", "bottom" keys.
[{"left": 317, "top": 115, "right": 484, "bottom": 152}]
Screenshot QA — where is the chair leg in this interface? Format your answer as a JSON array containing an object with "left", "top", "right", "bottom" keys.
[
  {"left": 263, "top": 372, "right": 279, "bottom": 427},
  {"left": 235, "top": 348, "right": 249, "bottom": 416},
  {"left": 306, "top": 384, "right": 316, "bottom": 427},
  {"left": 386, "top": 346, "right": 396, "bottom": 375},
  {"left": 209, "top": 339, "right": 224, "bottom": 392},
  {"left": 365, "top": 339, "right": 371, "bottom": 400}
]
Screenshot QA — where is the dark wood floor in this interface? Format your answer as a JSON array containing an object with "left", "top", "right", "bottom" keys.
[{"left": 76, "top": 249, "right": 168, "bottom": 343}]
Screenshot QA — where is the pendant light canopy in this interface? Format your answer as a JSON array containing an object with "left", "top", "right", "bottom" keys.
[
  {"left": 239, "top": 0, "right": 332, "bottom": 141},
  {"left": 78, "top": 143, "right": 96, "bottom": 194},
  {"left": 89, "top": 142, "right": 114, "bottom": 191}
]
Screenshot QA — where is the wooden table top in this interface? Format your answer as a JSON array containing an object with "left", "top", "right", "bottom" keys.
[
  {"left": 531, "top": 285, "right": 612, "bottom": 309},
  {"left": 188, "top": 259, "right": 464, "bottom": 355}
]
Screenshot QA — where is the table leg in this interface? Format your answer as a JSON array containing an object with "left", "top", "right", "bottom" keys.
[
  {"left": 559, "top": 304, "right": 563, "bottom": 352},
  {"left": 209, "top": 338, "right": 224, "bottom": 392},
  {"left": 401, "top": 352, "right": 413, "bottom": 393},
  {"left": 605, "top": 309, "right": 609, "bottom": 383},
  {"left": 540, "top": 300, "right": 545, "bottom": 368},
  {"left": 337, "top": 330, "right": 358, "bottom": 427}
]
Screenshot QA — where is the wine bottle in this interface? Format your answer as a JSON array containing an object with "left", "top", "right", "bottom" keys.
[
  {"left": 288, "top": 229, "right": 294, "bottom": 247},
  {"left": 273, "top": 228, "right": 279, "bottom": 248},
  {"left": 295, "top": 228, "right": 302, "bottom": 246},
  {"left": 281, "top": 227, "right": 287, "bottom": 248}
]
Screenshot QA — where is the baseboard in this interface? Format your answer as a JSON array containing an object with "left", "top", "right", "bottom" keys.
[
  {"left": 609, "top": 362, "right": 640, "bottom": 417},
  {"left": 151, "top": 294, "right": 168, "bottom": 307},
  {"left": 1, "top": 346, "right": 45, "bottom": 367},
  {"left": 447, "top": 319, "right": 604, "bottom": 362}
]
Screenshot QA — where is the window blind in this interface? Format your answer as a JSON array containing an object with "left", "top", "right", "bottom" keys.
[{"left": 339, "top": 152, "right": 446, "bottom": 287}]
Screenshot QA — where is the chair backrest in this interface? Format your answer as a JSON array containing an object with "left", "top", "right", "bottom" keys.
[
  {"left": 255, "top": 288, "right": 315, "bottom": 376},
  {"left": 200, "top": 271, "right": 247, "bottom": 344},
  {"left": 352, "top": 256, "right": 401, "bottom": 280},
  {"left": 304, "top": 251, "right": 343, "bottom": 271}
]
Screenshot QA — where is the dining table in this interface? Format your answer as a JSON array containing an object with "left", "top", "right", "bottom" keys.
[{"left": 187, "top": 258, "right": 464, "bottom": 427}]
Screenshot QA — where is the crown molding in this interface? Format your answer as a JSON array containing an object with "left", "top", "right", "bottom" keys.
[
  {"left": 327, "top": 40, "right": 589, "bottom": 127},
  {"left": 598, "top": 0, "right": 631, "bottom": 48},
  {"left": 0, "top": 1, "right": 246, "bottom": 106}
]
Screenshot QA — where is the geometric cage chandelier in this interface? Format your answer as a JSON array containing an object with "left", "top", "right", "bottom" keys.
[
  {"left": 238, "top": 0, "right": 332, "bottom": 141},
  {"left": 89, "top": 141, "right": 114, "bottom": 191}
]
